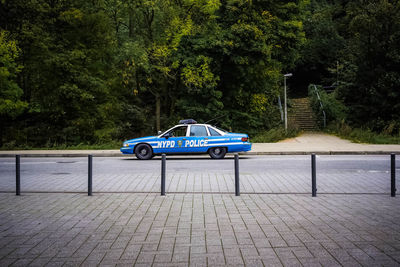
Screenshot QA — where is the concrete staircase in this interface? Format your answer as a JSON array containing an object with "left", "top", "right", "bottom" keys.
[{"left": 288, "top": 97, "right": 318, "bottom": 131}]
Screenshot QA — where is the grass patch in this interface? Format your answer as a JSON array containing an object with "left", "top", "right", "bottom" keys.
[
  {"left": 0, "top": 140, "right": 122, "bottom": 150},
  {"left": 326, "top": 123, "right": 400, "bottom": 144},
  {"left": 251, "top": 127, "right": 300, "bottom": 143}
]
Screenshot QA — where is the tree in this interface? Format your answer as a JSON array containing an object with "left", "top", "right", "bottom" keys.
[
  {"left": 206, "top": 0, "right": 307, "bottom": 132},
  {"left": 292, "top": 0, "right": 345, "bottom": 94},
  {"left": 0, "top": 30, "right": 27, "bottom": 146},
  {"left": 119, "top": 0, "right": 223, "bottom": 131},
  {"left": 0, "top": 30, "right": 26, "bottom": 117},
  {"left": 337, "top": 0, "right": 400, "bottom": 133},
  {"left": 1, "top": 0, "right": 119, "bottom": 145},
  {"left": 0, "top": 0, "right": 315, "bottom": 147}
]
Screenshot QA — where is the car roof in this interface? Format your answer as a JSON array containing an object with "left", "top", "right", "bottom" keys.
[{"left": 176, "top": 123, "right": 210, "bottom": 127}]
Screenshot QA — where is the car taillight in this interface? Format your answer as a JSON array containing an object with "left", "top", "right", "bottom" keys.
[{"left": 241, "top": 137, "right": 248, "bottom": 142}]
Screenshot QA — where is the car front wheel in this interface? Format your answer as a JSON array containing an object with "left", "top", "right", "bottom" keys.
[
  {"left": 208, "top": 147, "right": 227, "bottom": 159},
  {"left": 135, "top": 144, "right": 153, "bottom": 160}
]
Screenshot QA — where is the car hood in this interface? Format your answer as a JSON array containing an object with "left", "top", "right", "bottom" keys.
[{"left": 124, "top": 136, "right": 158, "bottom": 144}]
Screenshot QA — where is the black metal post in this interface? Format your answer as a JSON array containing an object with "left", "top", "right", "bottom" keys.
[
  {"left": 235, "top": 154, "right": 240, "bottom": 196},
  {"left": 391, "top": 153, "right": 396, "bottom": 197},
  {"left": 161, "top": 154, "right": 166, "bottom": 196},
  {"left": 88, "top": 155, "right": 92, "bottom": 196},
  {"left": 16, "top": 155, "right": 20, "bottom": 196},
  {"left": 311, "top": 154, "right": 317, "bottom": 197}
]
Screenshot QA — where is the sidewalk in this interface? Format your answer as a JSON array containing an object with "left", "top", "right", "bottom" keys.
[
  {"left": 251, "top": 133, "right": 400, "bottom": 155},
  {"left": 1, "top": 193, "right": 399, "bottom": 266},
  {"left": 1, "top": 133, "right": 399, "bottom": 157}
]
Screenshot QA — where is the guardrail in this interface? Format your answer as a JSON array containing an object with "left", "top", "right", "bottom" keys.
[
  {"left": 12, "top": 153, "right": 397, "bottom": 197},
  {"left": 310, "top": 84, "right": 327, "bottom": 128}
]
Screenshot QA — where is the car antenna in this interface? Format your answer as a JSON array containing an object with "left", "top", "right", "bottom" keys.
[{"left": 204, "top": 114, "right": 227, "bottom": 124}]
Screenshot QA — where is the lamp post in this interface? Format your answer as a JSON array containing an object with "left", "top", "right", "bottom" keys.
[{"left": 284, "top": 73, "right": 293, "bottom": 132}]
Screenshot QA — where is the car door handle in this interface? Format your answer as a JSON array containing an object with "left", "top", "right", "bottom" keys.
[
  {"left": 204, "top": 138, "right": 208, "bottom": 140},
  {"left": 183, "top": 138, "right": 187, "bottom": 140}
]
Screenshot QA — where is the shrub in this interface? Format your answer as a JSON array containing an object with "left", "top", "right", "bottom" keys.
[
  {"left": 308, "top": 85, "right": 347, "bottom": 127},
  {"left": 327, "top": 121, "right": 400, "bottom": 144},
  {"left": 251, "top": 127, "right": 299, "bottom": 143}
]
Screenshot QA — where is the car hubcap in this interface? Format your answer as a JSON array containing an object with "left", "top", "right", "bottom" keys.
[
  {"left": 140, "top": 149, "right": 147, "bottom": 155},
  {"left": 215, "top": 148, "right": 221, "bottom": 154}
]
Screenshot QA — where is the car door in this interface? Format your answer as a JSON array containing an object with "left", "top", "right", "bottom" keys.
[
  {"left": 185, "top": 125, "right": 209, "bottom": 153},
  {"left": 206, "top": 126, "right": 228, "bottom": 148},
  {"left": 156, "top": 126, "right": 188, "bottom": 154}
]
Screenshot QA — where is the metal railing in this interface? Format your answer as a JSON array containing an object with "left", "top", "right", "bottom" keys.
[
  {"left": 12, "top": 153, "right": 397, "bottom": 197},
  {"left": 310, "top": 84, "right": 327, "bottom": 128}
]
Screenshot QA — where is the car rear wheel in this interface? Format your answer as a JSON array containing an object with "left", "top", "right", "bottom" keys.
[
  {"left": 208, "top": 147, "right": 226, "bottom": 159},
  {"left": 135, "top": 144, "right": 153, "bottom": 160}
]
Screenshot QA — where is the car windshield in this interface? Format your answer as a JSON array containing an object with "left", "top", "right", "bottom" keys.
[
  {"left": 213, "top": 125, "right": 228, "bottom": 133},
  {"left": 164, "top": 126, "right": 187, "bottom": 137}
]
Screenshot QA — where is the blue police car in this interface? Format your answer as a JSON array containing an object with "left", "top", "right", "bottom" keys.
[{"left": 120, "top": 119, "right": 252, "bottom": 159}]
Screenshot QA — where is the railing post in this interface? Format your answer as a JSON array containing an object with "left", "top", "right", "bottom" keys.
[
  {"left": 235, "top": 154, "right": 240, "bottom": 196},
  {"left": 391, "top": 153, "right": 396, "bottom": 197},
  {"left": 16, "top": 155, "right": 20, "bottom": 196},
  {"left": 88, "top": 155, "right": 93, "bottom": 196},
  {"left": 161, "top": 154, "right": 166, "bottom": 196},
  {"left": 311, "top": 154, "right": 317, "bottom": 197}
]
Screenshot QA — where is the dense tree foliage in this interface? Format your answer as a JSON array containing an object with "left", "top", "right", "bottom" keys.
[
  {"left": 0, "top": 0, "right": 399, "bottom": 147},
  {"left": 338, "top": 0, "right": 400, "bottom": 133},
  {"left": 295, "top": 0, "right": 400, "bottom": 134}
]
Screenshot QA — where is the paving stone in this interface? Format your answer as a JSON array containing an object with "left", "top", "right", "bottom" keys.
[
  {"left": 190, "top": 246, "right": 206, "bottom": 254},
  {"left": 298, "top": 257, "right": 322, "bottom": 266},
  {"left": 189, "top": 255, "right": 207, "bottom": 266},
  {"left": 279, "top": 257, "right": 302, "bottom": 266},
  {"left": 135, "top": 252, "right": 154, "bottom": 264},
  {"left": 44, "top": 260, "right": 65, "bottom": 267},
  {"left": 244, "top": 258, "right": 264, "bottom": 266},
  {"left": 206, "top": 253, "right": 225, "bottom": 265},
  {"left": 153, "top": 252, "right": 172, "bottom": 263},
  {"left": 225, "top": 256, "right": 244, "bottom": 265},
  {"left": 0, "top": 193, "right": 400, "bottom": 266},
  {"left": 261, "top": 258, "right": 284, "bottom": 266}
]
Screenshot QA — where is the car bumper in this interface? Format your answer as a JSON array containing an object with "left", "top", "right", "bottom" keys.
[
  {"left": 227, "top": 143, "right": 252, "bottom": 153},
  {"left": 120, "top": 147, "right": 134, "bottom": 154}
]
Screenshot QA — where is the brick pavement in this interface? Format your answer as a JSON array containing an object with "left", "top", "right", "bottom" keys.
[
  {"left": 0, "top": 162, "right": 392, "bottom": 194},
  {"left": 1, "top": 193, "right": 400, "bottom": 266},
  {"left": 0, "top": 171, "right": 391, "bottom": 194}
]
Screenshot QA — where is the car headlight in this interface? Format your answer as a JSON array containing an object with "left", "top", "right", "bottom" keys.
[{"left": 123, "top": 143, "right": 130, "bottom": 147}]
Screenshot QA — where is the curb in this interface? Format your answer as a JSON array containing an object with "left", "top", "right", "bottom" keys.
[
  {"left": 0, "top": 151, "right": 398, "bottom": 157},
  {"left": 242, "top": 151, "right": 400, "bottom": 155},
  {"left": 0, "top": 153, "right": 125, "bottom": 157}
]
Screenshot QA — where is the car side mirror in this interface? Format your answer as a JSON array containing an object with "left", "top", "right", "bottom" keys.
[{"left": 158, "top": 131, "right": 162, "bottom": 135}]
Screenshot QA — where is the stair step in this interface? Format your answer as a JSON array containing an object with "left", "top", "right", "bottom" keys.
[{"left": 288, "top": 97, "right": 318, "bottom": 131}]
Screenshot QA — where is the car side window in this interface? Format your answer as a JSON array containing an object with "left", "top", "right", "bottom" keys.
[
  {"left": 166, "top": 126, "right": 187, "bottom": 137},
  {"left": 208, "top": 127, "right": 221, "bottom": 136},
  {"left": 190, "top": 125, "right": 208, "bottom": 137}
]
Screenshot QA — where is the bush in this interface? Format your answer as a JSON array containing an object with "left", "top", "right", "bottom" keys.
[
  {"left": 251, "top": 127, "right": 300, "bottom": 143},
  {"left": 327, "top": 121, "right": 400, "bottom": 144},
  {"left": 308, "top": 85, "right": 347, "bottom": 127}
]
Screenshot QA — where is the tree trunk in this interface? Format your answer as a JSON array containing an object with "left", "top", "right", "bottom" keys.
[{"left": 156, "top": 94, "right": 161, "bottom": 131}]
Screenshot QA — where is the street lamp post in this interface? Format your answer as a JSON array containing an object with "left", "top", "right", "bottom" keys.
[{"left": 284, "top": 73, "right": 293, "bottom": 132}]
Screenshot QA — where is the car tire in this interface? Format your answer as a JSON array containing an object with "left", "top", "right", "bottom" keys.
[
  {"left": 135, "top": 144, "right": 153, "bottom": 160},
  {"left": 208, "top": 147, "right": 227, "bottom": 159}
]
